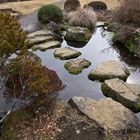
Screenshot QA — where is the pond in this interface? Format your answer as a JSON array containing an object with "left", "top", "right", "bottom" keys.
[{"left": 33, "top": 27, "right": 140, "bottom": 118}]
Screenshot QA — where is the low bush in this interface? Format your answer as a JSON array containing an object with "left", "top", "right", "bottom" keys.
[
  {"left": 113, "top": 25, "right": 136, "bottom": 43},
  {"left": 38, "top": 4, "right": 63, "bottom": 24},
  {"left": 66, "top": 7, "right": 97, "bottom": 28},
  {"left": 0, "top": 12, "right": 27, "bottom": 59},
  {"left": 113, "top": 0, "right": 140, "bottom": 26},
  {"left": 64, "top": 0, "right": 81, "bottom": 12},
  {"left": 4, "top": 53, "right": 50, "bottom": 97},
  {"left": 86, "top": 1, "right": 107, "bottom": 11},
  {"left": 4, "top": 52, "right": 62, "bottom": 98}
]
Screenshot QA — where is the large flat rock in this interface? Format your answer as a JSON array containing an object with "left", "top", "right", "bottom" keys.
[
  {"left": 68, "top": 97, "right": 140, "bottom": 132},
  {"left": 88, "top": 60, "right": 130, "bottom": 81},
  {"left": 54, "top": 47, "right": 81, "bottom": 60},
  {"left": 64, "top": 58, "right": 91, "bottom": 75},
  {"left": 32, "top": 41, "right": 61, "bottom": 51},
  {"left": 101, "top": 78, "right": 140, "bottom": 112}
]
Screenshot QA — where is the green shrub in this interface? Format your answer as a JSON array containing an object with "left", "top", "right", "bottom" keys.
[
  {"left": 66, "top": 7, "right": 97, "bottom": 28},
  {"left": 38, "top": 4, "right": 63, "bottom": 24},
  {"left": 86, "top": 1, "right": 107, "bottom": 11},
  {"left": 0, "top": 12, "right": 27, "bottom": 58}
]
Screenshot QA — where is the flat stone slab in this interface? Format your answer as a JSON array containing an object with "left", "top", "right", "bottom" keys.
[
  {"left": 101, "top": 78, "right": 140, "bottom": 112},
  {"left": 28, "top": 36, "right": 54, "bottom": 46},
  {"left": 54, "top": 47, "right": 81, "bottom": 60},
  {"left": 64, "top": 58, "right": 91, "bottom": 75},
  {"left": 88, "top": 60, "right": 130, "bottom": 81},
  {"left": 68, "top": 97, "right": 140, "bottom": 132},
  {"left": 27, "top": 30, "right": 52, "bottom": 38},
  {"left": 32, "top": 41, "right": 61, "bottom": 51},
  {"left": 27, "top": 30, "right": 54, "bottom": 46}
]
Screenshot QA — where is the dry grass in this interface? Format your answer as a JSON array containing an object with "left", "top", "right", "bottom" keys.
[
  {"left": 66, "top": 7, "right": 97, "bottom": 28},
  {"left": 0, "top": 0, "right": 120, "bottom": 15},
  {"left": 0, "top": 0, "right": 64, "bottom": 15}
]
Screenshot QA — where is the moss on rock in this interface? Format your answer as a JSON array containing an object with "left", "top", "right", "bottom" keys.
[
  {"left": 64, "top": 27, "right": 92, "bottom": 44},
  {"left": 64, "top": 58, "right": 91, "bottom": 75}
]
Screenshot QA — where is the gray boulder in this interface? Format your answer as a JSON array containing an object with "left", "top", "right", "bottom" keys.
[
  {"left": 88, "top": 60, "right": 130, "bottom": 81},
  {"left": 101, "top": 78, "right": 140, "bottom": 112},
  {"left": 64, "top": 58, "right": 91, "bottom": 74},
  {"left": 64, "top": 27, "right": 92, "bottom": 44}
]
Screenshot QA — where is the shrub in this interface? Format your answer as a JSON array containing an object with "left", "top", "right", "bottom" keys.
[
  {"left": 66, "top": 7, "right": 97, "bottom": 28},
  {"left": 113, "top": 0, "right": 140, "bottom": 26},
  {"left": 86, "top": 1, "right": 107, "bottom": 11},
  {"left": 38, "top": 4, "right": 63, "bottom": 24},
  {"left": 64, "top": 0, "right": 81, "bottom": 12},
  {"left": 4, "top": 52, "right": 50, "bottom": 97},
  {"left": 4, "top": 52, "right": 62, "bottom": 98},
  {"left": 113, "top": 25, "right": 136, "bottom": 43},
  {"left": 0, "top": 12, "right": 27, "bottom": 59}
]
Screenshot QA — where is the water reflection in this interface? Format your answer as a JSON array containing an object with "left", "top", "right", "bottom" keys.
[{"left": 113, "top": 43, "right": 140, "bottom": 72}]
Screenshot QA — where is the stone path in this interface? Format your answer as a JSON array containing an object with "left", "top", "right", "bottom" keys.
[
  {"left": 27, "top": 30, "right": 61, "bottom": 51},
  {"left": 29, "top": 28, "right": 140, "bottom": 139}
]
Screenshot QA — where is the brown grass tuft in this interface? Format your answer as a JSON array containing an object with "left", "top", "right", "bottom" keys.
[{"left": 66, "top": 7, "right": 97, "bottom": 28}]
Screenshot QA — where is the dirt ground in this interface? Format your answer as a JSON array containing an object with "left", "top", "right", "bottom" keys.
[{"left": 0, "top": 0, "right": 120, "bottom": 15}]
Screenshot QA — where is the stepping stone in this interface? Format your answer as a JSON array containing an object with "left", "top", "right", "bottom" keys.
[
  {"left": 101, "top": 78, "right": 140, "bottom": 112},
  {"left": 68, "top": 97, "right": 140, "bottom": 133},
  {"left": 64, "top": 58, "right": 91, "bottom": 75},
  {"left": 54, "top": 47, "right": 81, "bottom": 60},
  {"left": 27, "top": 30, "right": 54, "bottom": 46},
  {"left": 28, "top": 36, "right": 54, "bottom": 46},
  {"left": 88, "top": 60, "right": 130, "bottom": 81},
  {"left": 27, "top": 30, "right": 51, "bottom": 38},
  {"left": 32, "top": 41, "right": 61, "bottom": 51}
]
